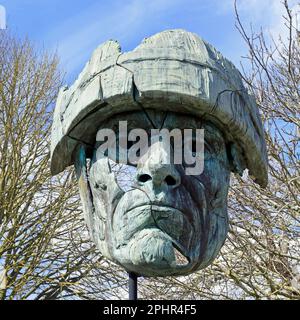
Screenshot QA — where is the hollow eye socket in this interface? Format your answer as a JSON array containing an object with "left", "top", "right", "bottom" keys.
[{"left": 109, "top": 160, "right": 137, "bottom": 192}]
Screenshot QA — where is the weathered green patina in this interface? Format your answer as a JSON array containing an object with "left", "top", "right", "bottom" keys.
[{"left": 50, "top": 30, "right": 268, "bottom": 277}]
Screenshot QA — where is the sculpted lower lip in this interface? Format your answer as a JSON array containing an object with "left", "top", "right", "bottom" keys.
[{"left": 123, "top": 204, "right": 195, "bottom": 236}]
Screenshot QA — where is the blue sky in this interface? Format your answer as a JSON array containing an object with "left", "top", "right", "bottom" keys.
[{"left": 1, "top": 0, "right": 295, "bottom": 84}]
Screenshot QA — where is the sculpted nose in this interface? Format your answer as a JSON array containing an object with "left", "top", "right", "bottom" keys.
[
  {"left": 137, "top": 165, "right": 181, "bottom": 189},
  {"left": 136, "top": 140, "right": 181, "bottom": 190}
]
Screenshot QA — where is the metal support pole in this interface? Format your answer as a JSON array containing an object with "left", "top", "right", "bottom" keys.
[{"left": 128, "top": 272, "right": 138, "bottom": 300}]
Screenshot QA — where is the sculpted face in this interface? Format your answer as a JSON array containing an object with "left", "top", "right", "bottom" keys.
[
  {"left": 86, "top": 110, "right": 231, "bottom": 276},
  {"left": 51, "top": 30, "right": 267, "bottom": 279}
]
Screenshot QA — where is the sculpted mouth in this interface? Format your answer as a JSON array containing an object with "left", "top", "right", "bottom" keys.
[
  {"left": 121, "top": 203, "right": 195, "bottom": 249},
  {"left": 129, "top": 204, "right": 191, "bottom": 268},
  {"left": 114, "top": 202, "right": 193, "bottom": 269},
  {"left": 125, "top": 203, "right": 181, "bottom": 214},
  {"left": 124, "top": 204, "right": 188, "bottom": 235}
]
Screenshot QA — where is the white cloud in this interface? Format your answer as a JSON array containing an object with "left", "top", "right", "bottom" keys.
[
  {"left": 220, "top": 0, "right": 299, "bottom": 42},
  {"left": 44, "top": 0, "right": 299, "bottom": 81},
  {"left": 46, "top": 0, "right": 184, "bottom": 81}
]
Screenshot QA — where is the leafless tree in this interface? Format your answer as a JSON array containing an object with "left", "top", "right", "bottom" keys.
[{"left": 0, "top": 32, "right": 127, "bottom": 300}]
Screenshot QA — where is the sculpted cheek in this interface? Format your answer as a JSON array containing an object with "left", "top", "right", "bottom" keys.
[{"left": 203, "top": 156, "right": 230, "bottom": 196}]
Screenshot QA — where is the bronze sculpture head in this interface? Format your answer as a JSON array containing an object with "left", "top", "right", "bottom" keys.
[{"left": 50, "top": 30, "right": 267, "bottom": 276}]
